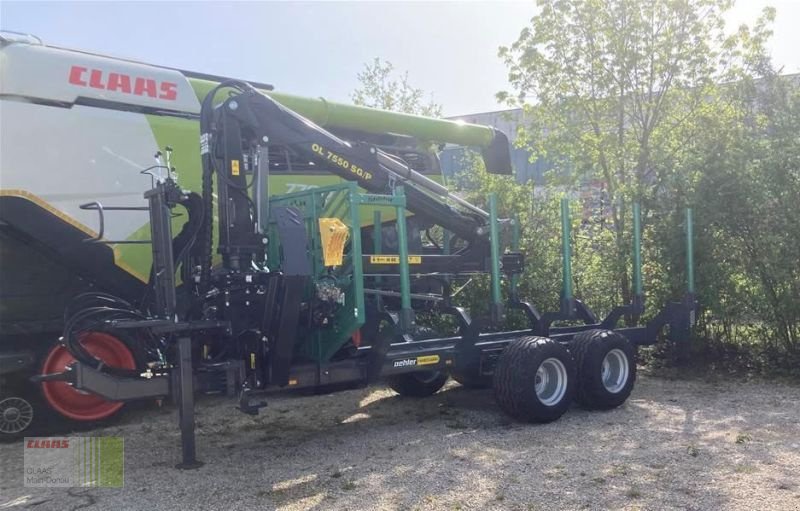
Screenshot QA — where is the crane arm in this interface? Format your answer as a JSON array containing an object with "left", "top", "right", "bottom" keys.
[{"left": 200, "top": 84, "right": 512, "bottom": 269}]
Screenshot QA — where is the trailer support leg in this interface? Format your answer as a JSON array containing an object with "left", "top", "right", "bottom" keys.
[{"left": 176, "top": 335, "right": 202, "bottom": 469}]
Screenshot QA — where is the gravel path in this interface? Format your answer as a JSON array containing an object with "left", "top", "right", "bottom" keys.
[{"left": 1, "top": 373, "right": 799, "bottom": 510}]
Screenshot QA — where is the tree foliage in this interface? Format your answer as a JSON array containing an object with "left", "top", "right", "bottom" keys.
[
  {"left": 352, "top": 57, "right": 442, "bottom": 117},
  {"left": 493, "top": 0, "right": 798, "bottom": 371},
  {"left": 351, "top": 2, "right": 799, "bottom": 374},
  {"left": 497, "top": 0, "right": 759, "bottom": 308}
]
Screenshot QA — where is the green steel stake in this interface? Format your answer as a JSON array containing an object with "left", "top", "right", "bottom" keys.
[
  {"left": 632, "top": 203, "right": 643, "bottom": 295},
  {"left": 510, "top": 215, "right": 520, "bottom": 302},
  {"left": 685, "top": 207, "right": 695, "bottom": 295},
  {"left": 394, "top": 187, "right": 414, "bottom": 330},
  {"left": 560, "top": 198, "right": 574, "bottom": 315},
  {"left": 373, "top": 210, "right": 383, "bottom": 310},
  {"left": 488, "top": 193, "right": 504, "bottom": 323},
  {"left": 632, "top": 202, "right": 644, "bottom": 314},
  {"left": 348, "top": 185, "right": 365, "bottom": 326}
]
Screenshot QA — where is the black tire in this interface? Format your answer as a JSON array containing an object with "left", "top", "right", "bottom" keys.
[
  {"left": 0, "top": 388, "right": 37, "bottom": 440},
  {"left": 493, "top": 336, "right": 576, "bottom": 423},
  {"left": 386, "top": 371, "right": 449, "bottom": 397},
  {"left": 570, "top": 329, "right": 636, "bottom": 410},
  {"left": 0, "top": 375, "right": 56, "bottom": 441},
  {"left": 450, "top": 368, "right": 492, "bottom": 389}
]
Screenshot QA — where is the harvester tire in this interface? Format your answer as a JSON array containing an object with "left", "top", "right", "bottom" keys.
[
  {"left": 493, "top": 336, "right": 575, "bottom": 423},
  {"left": 570, "top": 329, "right": 636, "bottom": 409},
  {"left": 387, "top": 371, "right": 448, "bottom": 397},
  {"left": 0, "top": 382, "right": 43, "bottom": 440}
]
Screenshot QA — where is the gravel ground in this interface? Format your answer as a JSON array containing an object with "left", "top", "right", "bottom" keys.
[{"left": 1, "top": 373, "right": 799, "bottom": 511}]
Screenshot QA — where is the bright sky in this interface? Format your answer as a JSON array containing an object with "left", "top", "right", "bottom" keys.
[{"left": 2, "top": 1, "right": 798, "bottom": 116}]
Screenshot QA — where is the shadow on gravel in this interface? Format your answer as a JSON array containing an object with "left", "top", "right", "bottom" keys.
[{"left": 3, "top": 377, "right": 799, "bottom": 510}]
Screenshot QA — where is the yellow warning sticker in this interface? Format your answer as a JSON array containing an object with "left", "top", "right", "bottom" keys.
[
  {"left": 370, "top": 255, "right": 399, "bottom": 264},
  {"left": 416, "top": 355, "right": 440, "bottom": 366},
  {"left": 231, "top": 160, "right": 240, "bottom": 176},
  {"left": 369, "top": 255, "right": 422, "bottom": 264}
]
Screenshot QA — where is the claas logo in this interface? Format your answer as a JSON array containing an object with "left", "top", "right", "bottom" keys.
[
  {"left": 26, "top": 439, "right": 70, "bottom": 449},
  {"left": 68, "top": 65, "right": 177, "bottom": 100}
]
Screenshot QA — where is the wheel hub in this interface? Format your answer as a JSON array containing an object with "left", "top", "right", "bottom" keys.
[
  {"left": 0, "top": 397, "right": 34, "bottom": 434},
  {"left": 601, "top": 348, "right": 629, "bottom": 393},
  {"left": 534, "top": 357, "right": 568, "bottom": 406}
]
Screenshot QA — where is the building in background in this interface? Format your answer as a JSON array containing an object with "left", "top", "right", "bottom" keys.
[
  {"left": 441, "top": 108, "right": 610, "bottom": 221},
  {"left": 441, "top": 108, "right": 550, "bottom": 185}
]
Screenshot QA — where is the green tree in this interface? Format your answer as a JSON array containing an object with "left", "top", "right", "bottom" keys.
[
  {"left": 497, "top": 0, "right": 772, "bottom": 312},
  {"left": 352, "top": 57, "right": 442, "bottom": 116},
  {"left": 692, "top": 69, "right": 800, "bottom": 363}
]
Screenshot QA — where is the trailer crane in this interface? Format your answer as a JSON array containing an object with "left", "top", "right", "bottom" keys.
[{"left": 34, "top": 83, "right": 696, "bottom": 469}]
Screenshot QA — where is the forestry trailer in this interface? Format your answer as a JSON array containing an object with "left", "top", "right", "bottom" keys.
[{"left": 0, "top": 32, "right": 695, "bottom": 466}]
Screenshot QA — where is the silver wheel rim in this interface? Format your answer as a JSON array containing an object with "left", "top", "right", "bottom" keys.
[
  {"left": 0, "top": 397, "right": 34, "bottom": 434},
  {"left": 534, "top": 358, "right": 568, "bottom": 406},
  {"left": 601, "top": 348, "right": 629, "bottom": 393}
]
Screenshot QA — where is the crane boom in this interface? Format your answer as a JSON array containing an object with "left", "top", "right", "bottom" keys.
[{"left": 200, "top": 83, "right": 512, "bottom": 269}]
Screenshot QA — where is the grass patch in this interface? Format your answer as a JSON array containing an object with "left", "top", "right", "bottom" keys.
[
  {"left": 625, "top": 487, "right": 642, "bottom": 499},
  {"left": 239, "top": 421, "right": 264, "bottom": 432},
  {"left": 733, "top": 464, "right": 757, "bottom": 474}
]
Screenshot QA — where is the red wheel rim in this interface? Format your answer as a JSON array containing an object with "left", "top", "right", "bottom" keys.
[{"left": 41, "top": 332, "right": 136, "bottom": 421}]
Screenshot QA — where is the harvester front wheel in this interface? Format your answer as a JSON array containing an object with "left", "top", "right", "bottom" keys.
[
  {"left": 570, "top": 329, "right": 636, "bottom": 409},
  {"left": 41, "top": 332, "right": 138, "bottom": 422},
  {"left": 493, "top": 337, "right": 576, "bottom": 423},
  {"left": 386, "top": 371, "right": 448, "bottom": 397}
]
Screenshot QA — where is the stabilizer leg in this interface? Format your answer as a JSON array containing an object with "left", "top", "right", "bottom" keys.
[{"left": 176, "top": 335, "right": 202, "bottom": 469}]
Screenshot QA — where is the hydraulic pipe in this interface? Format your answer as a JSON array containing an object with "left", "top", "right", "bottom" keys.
[{"left": 376, "top": 152, "right": 488, "bottom": 218}]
